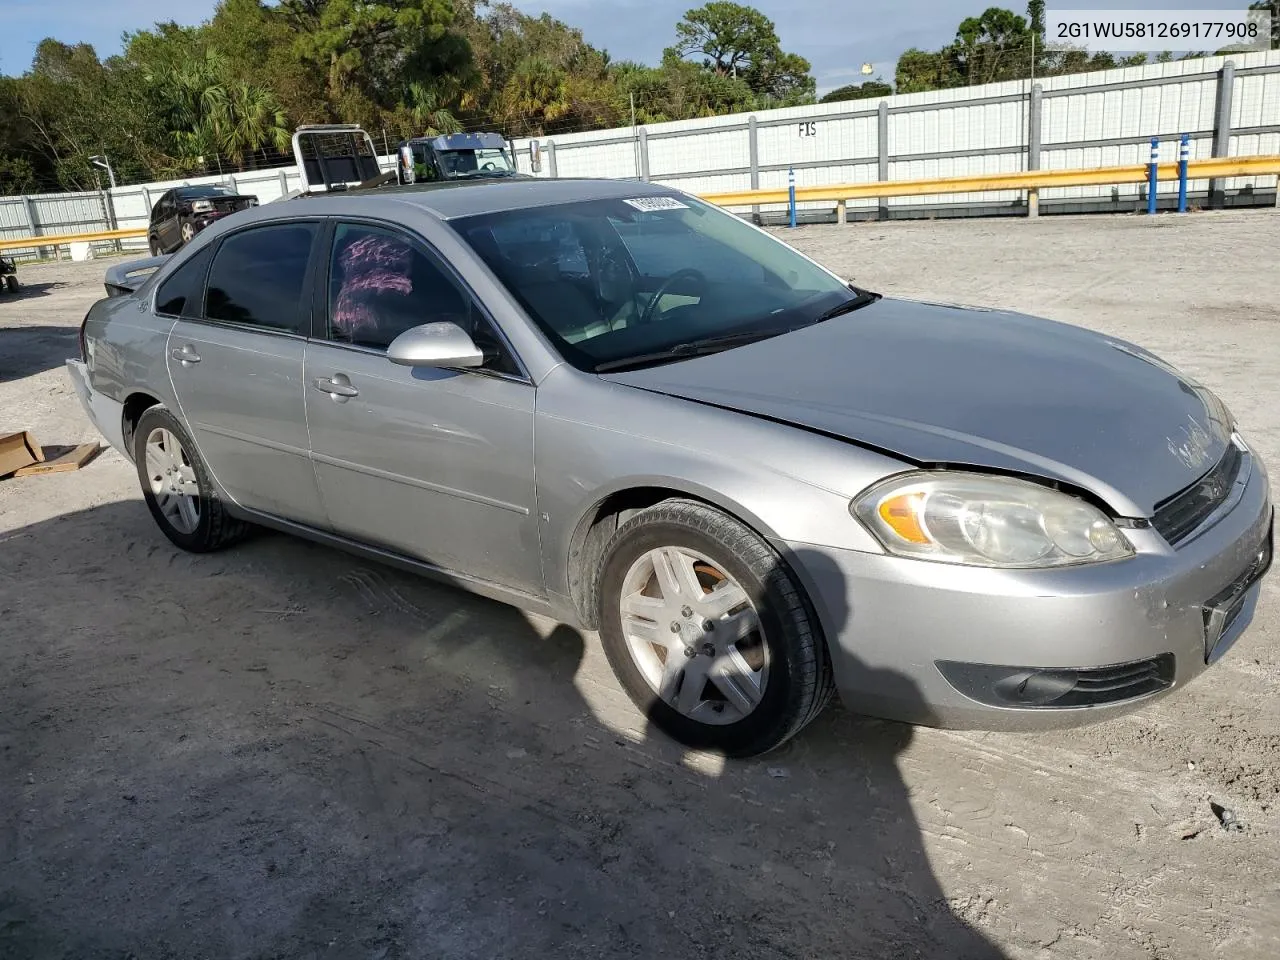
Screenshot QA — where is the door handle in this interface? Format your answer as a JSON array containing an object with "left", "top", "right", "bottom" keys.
[
  {"left": 170, "top": 345, "right": 201, "bottom": 365},
  {"left": 313, "top": 376, "right": 360, "bottom": 400}
]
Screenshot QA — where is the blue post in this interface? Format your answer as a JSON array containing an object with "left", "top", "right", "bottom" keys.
[
  {"left": 1147, "top": 136, "right": 1159, "bottom": 215},
  {"left": 788, "top": 167, "right": 797, "bottom": 228},
  {"left": 1177, "top": 133, "right": 1190, "bottom": 213}
]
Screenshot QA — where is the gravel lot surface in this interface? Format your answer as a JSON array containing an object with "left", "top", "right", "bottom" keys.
[{"left": 2, "top": 210, "right": 1279, "bottom": 959}]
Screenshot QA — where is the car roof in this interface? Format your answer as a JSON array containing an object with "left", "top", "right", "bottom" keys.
[{"left": 312, "top": 177, "right": 684, "bottom": 220}]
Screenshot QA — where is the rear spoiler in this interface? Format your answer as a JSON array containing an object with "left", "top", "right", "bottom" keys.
[{"left": 104, "top": 255, "right": 170, "bottom": 298}]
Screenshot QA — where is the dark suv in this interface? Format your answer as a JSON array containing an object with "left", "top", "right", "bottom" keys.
[{"left": 148, "top": 185, "right": 258, "bottom": 255}]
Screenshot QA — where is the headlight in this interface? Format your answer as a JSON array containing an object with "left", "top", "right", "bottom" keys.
[
  {"left": 191, "top": 199, "right": 214, "bottom": 213},
  {"left": 851, "top": 472, "right": 1134, "bottom": 568}
]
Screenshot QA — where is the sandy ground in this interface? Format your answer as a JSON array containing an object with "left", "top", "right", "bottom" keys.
[{"left": 2, "top": 211, "right": 1279, "bottom": 960}]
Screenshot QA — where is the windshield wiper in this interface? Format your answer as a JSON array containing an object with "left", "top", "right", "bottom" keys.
[
  {"left": 814, "top": 290, "right": 881, "bottom": 323},
  {"left": 594, "top": 329, "right": 788, "bottom": 373}
]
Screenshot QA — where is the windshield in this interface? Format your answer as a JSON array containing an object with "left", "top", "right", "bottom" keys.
[
  {"left": 180, "top": 185, "right": 236, "bottom": 198},
  {"left": 440, "top": 147, "right": 515, "bottom": 176},
  {"left": 452, "top": 195, "right": 857, "bottom": 371}
]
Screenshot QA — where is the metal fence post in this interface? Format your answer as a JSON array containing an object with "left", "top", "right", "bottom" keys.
[
  {"left": 1147, "top": 137, "right": 1160, "bottom": 215},
  {"left": 877, "top": 101, "right": 889, "bottom": 221},
  {"left": 638, "top": 129, "right": 649, "bottom": 182},
  {"left": 546, "top": 141, "right": 558, "bottom": 179},
  {"left": 1178, "top": 133, "right": 1190, "bottom": 213},
  {"left": 1209, "top": 59, "right": 1235, "bottom": 209},
  {"left": 1027, "top": 83, "right": 1043, "bottom": 217},
  {"left": 748, "top": 115, "right": 760, "bottom": 224},
  {"left": 22, "top": 196, "right": 47, "bottom": 261},
  {"left": 788, "top": 167, "right": 797, "bottom": 228},
  {"left": 278, "top": 170, "right": 288, "bottom": 197}
]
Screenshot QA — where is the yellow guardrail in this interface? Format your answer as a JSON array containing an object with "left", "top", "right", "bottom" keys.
[
  {"left": 1, "top": 155, "right": 1276, "bottom": 255},
  {"left": 0, "top": 227, "right": 146, "bottom": 254},
  {"left": 700, "top": 156, "right": 1280, "bottom": 206}
]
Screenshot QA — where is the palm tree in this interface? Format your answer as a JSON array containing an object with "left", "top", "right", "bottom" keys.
[
  {"left": 501, "top": 56, "right": 572, "bottom": 135},
  {"left": 204, "top": 82, "right": 291, "bottom": 168},
  {"left": 407, "top": 83, "right": 462, "bottom": 136}
]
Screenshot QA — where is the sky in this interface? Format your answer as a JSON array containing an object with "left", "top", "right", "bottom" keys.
[{"left": 0, "top": 0, "right": 1255, "bottom": 94}]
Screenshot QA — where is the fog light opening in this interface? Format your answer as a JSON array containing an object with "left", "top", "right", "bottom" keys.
[{"left": 993, "top": 669, "right": 1079, "bottom": 705}]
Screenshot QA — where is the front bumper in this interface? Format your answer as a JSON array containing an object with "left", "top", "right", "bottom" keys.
[{"left": 780, "top": 448, "right": 1273, "bottom": 730}]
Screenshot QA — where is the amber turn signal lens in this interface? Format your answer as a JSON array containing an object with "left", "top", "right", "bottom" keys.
[{"left": 877, "top": 492, "right": 930, "bottom": 544}]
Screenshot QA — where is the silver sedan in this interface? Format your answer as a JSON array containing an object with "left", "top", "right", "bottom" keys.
[{"left": 67, "top": 178, "right": 1273, "bottom": 757}]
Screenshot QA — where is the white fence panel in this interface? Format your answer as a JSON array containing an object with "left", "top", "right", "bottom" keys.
[{"left": 4, "top": 49, "right": 1279, "bottom": 254}]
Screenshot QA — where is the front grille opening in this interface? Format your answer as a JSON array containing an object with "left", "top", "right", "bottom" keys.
[
  {"left": 937, "top": 654, "right": 1175, "bottom": 709},
  {"left": 1151, "top": 443, "right": 1243, "bottom": 545}
]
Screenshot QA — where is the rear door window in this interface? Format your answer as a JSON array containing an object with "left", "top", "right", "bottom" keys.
[
  {"left": 155, "top": 244, "right": 214, "bottom": 318},
  {"left": 204, "top": 222, "right": 318, "bottom": 334}
]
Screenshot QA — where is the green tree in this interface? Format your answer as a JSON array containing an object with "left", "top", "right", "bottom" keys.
[
  {"left": 953, "top": 7, "right": 1032, "bottom": 85},
  {"left": 280, "top": 0, "right": 460, "bottom": 113},
  {"left": 204, "top": 82, "right": 292, "bottom": 166},
  {"left": 895, "top": 48, "right": 958, "bottom": 93},
  {"left": 666, "top": 3, "right": 815, "bottom": 102},
  {"left": 1249, "top": 1, "right": 1278, "bottom": 47},
  {"left": 894, "top": 2, "right": 1150, "bottom": 95},
  {"left": 820, "top": 79, "right": 893, "bottom": 102},
  {"left": 14, "top": 40, "right": 162, "bottom": 189},
  {"left": 464, "top": 5, "right": 621, "bottom": 136}
]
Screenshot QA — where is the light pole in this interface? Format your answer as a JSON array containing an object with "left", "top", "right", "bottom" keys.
[
  {"left": 89, "top": 155, "right": 117, "bottom": 189},
  {"left": 89, "top": 155, "right": 120, "bottom": 252}
]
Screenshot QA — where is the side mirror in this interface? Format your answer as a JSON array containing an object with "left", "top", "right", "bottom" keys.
[{"left": 387, "top": 321, "right": 484, "bottom": 369}]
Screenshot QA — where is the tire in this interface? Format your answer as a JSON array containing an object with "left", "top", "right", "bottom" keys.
[
  {"left": 148, "top": 235, "right": 160, "bottom": 257},
  {"left": 3, "top": 275, "right": 16, "bottom": 293},
  {"left": 179, "top": 221, "right": 195, "bottom": 245},
  {"left": 596, "top": 498, "right": 835, "bottom": 758},
  {"left": 133, "top": 405, "right": 249, "bottom": 553}
]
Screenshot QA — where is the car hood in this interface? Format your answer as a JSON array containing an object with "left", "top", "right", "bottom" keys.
[{"left": 601, "top": 297, "right": 1233, "bottom": 516}]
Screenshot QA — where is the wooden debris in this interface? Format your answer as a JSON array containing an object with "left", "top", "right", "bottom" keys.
[{"left": 12, "top": 442, "right": 101, "bottom": 477}]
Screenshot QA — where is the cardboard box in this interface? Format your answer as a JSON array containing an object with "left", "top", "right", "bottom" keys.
[{"left": 0, "top": 431, "right": 44, "bottom": 478}]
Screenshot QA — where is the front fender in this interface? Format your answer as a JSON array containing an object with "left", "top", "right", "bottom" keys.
[{"left": 534, "top": 369, "right": 907, "bottom": 607}]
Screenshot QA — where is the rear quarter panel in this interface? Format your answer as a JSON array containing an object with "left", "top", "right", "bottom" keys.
[{"left": 84, "top": 289, "right": 178, "bottom": 452}]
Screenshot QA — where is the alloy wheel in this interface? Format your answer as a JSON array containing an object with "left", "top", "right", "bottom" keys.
[
  {"left": 144, "top": 427, "right": 200, "bottom": 534},
  {"left": 618, "top": 546, "right": 769, "bottom": 725}
]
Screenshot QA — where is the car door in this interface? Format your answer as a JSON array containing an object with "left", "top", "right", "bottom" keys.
[
  {"left": 303, "top": 219, "right": 542, "bottom": 593},
  {"left": 163, "top": 220, "right": 329, "bottom": 526}
]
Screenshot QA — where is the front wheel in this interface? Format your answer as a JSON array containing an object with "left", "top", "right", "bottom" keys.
[
  {"left": 148, "top": 235, "right": 160, "bottom": 257},
  {"left": 3, "top": 275, "right": 16, "bottom": 293},
  {"left": 179, "top": 221, "right": 195, "bottom": 245},
  {"left": 133, "top": 405, "right": 248, "bottom": 553},
  {"left": 596, "top": 499, "right": 834, "bottom": 758}
]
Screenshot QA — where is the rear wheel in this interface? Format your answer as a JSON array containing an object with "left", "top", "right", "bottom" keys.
[
  {"left": 133, "top": 406, "right": 248, "bottom": 553},
  {"left": 596, "top": 499, "right": 834, "bottom": 758},
  {"left": 148, "top": 235, "right": 160, "bottom": 256},
  {"left": 3, "top": 275, "right": 16, "bottom": 293}
]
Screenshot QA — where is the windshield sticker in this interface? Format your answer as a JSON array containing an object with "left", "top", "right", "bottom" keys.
[{"left": 623, "top": 196, "right": 689, "bottom": 211}]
